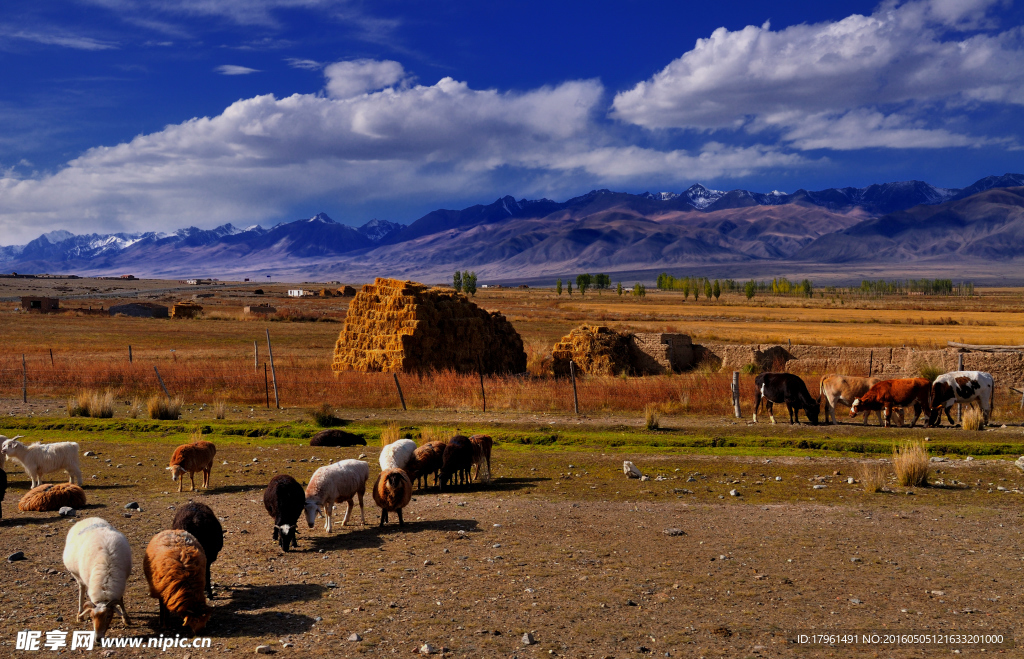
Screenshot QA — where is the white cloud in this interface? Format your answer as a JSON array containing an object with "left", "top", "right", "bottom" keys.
[
  {"left": 82, "top": 0, "right": 347, "bottom": 27},
  {"left": 215, "top": 64, "right": 260, "bottom": 75},
  {"left": 286, "top": 57, "right": 322, "bottom": 70},
  {"left": 611, "top": 0, "right": 1024, "bottom": 149},
  {"left": 0, "top": 28, "right": 118, "bottom": 50},
  {"left": 323, "top": 59, "right": 407, "bottom": 98},
  {"left": 0, "top": 62, "right": 805, "bottom": 244}
]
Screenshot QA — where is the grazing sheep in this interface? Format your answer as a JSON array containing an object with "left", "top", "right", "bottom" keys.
[
  {"left": 309, "top": 429, "right": 367, "bottom": 447},
  {"left": 379, "top": 438, "right": 417, "bottom": 471},
  {"left": 0, "top": 466, "right": 6, "bottom": 520},
  {"left": 469, "top": 434, "right": 493, "bottom": 483},
  {"left": 62, "top": 517, "right": 132, "bottom": 639},
  {"left": 19, "top": 483, "right": 87, "bottom": 512},
  {"left": 372, "top": 469, "right": 413, "bottom": 527},
  {"left": 1, "top": 437, "right": 82, "bottom": 487},
  {"left": 439, "top": 436, "right": 474, "bottom": 492},
  {"left": 264, "top": 474, "right": 306, "bottom": 552},
  {"left": 171, "top": 502, "right": 223, "bottom": 598},
  {"left": 167, "top": 440, "right": 216, "bottom": 492},
  {"left": 143, "top": 529, "right": 211, "bottom": 633},
  {"left": 406, "top": 442, "right": 445, "bottom": 489},
  {"left": 304, "top": 459, "right": 369, "bottom": 533}
]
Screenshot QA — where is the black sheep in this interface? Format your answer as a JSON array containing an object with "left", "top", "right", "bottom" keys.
[
  {"left": 0, "top": 467, "right": 6, "bottom": 520},
  {"left": 439, "top": 435, "right": 474, "bottom": 492},
  {"left": 170, "top": 501, "right": 224, "bottom": 598},
  {"left": 309, "top": 429, "right": 367, "bottom": 447},
  {"left": 263, "top": 474, "right": 306, "bottom": 552}
]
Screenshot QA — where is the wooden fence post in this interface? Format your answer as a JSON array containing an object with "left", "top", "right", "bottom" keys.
[
  {"left": 266, "top": 329, "right": 279, "bottom": 409},
  {"left": 731, "top": 371, "right": 741, "bottom": 418},
  {"left": 956, "top": 353, "right": 964, "bottom": 424},
  {"left": 129, "top": 345, "right": 133, "bottom": 363},
  {"left": 22, "top": 354, "right": 27, "bottom": 403},
  {"left": 570, "top": 361, "right": 580, "bottom": 415},
  {"left": 254, "top": 341, "right": 258, "bottom": 373},
  {"left": 479, "top": 369, "right": 487, "bottom": 413},
  {"left": 393, "top": 373, "right": 407, "bottom": 411},
  {"left": 264, "top": 363, "right": 270, "bottom": 408},
  {"left": 153, "top": 366, "right": 170, "bottom": 397},
  {"left": 49, "top": 348, "right": 54, "bottom": 367}
]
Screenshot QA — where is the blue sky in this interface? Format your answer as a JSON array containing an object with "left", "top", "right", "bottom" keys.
[{"left": 1, "top": 0, "right": 1023, "bottom": 243}]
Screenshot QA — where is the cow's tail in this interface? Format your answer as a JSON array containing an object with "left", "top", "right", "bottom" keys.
[{"left": 818, "top": 377, "right": 830, "bottom": 415}]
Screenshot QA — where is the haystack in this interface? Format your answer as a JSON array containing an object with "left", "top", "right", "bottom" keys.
[
  {"left": 172, "top": 303, "right": 203, "bottom": 319},
  {"left": 551, "top": 325, "right": 632, "bottom": 376},
  {"left": 332, "top": 278, "right": 526, "bottom": 375}
]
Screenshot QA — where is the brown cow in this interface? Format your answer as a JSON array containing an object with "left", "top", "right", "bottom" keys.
[
  {"left": 819, "top": 375, "right": 905, "bottom": 426},
  {"left": 849, "top": 378, "right": 932, "bottom": 428}
]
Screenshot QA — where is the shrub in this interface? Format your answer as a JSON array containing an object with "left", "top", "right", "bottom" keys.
[
  {"left": 961, "top": 405, "right": 984, "bottom": 431},
  {"left": 860, "top": 462, "right": 887, "bottom": 493},
  {"left": 148, "top": 395, "right": 182, "bottom": 420},
  {"left": 67, "top": 390, "right": 114, "bottom": 418},
  {"left": 644, "top": 403, "right": 660, "bottom": 430},
  {"left": 308, "top": 402, "right": 341, "bottom": 427},
  {"left": 892, "top": 440, "right": 929, "bottom": 487},
  {"left": 214, "top": 400, "right": 227, "bottom": 420},
  {"left": 380, "top": 420, "right": 402, "bottom": 446},
  {"left": 740, "top": 362, "right": 761, "bottom": 375},
  {"left": 419, "top": 425, "right": 452, "bottom": 444},
  {"left": 127, "top": 396, "right": 144, "bottom": 419},
  {"left": 918, "top": 363, "right": 944, "bottom": 382}
]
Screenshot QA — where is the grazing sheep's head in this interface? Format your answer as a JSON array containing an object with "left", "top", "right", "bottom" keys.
[
  {"left": 182, "top": 607, "right": 211, "bottom": 633},
  {"left": 167, "top": 465, "right": 187, "bottom": 482},
  {"left": 89, "top": 603, "right": 116, "bottom": 639},
  {"left": 274, "top": 524, "right": 296, "bottom": 551},
  {"left": 849, "top": 398, "right": 861, "bottom": 416},
  {"left": 303, "top": 500, "right": 319, "bottom": 528}
]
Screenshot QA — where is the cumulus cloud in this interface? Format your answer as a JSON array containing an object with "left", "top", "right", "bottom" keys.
[
  {"left": 0, "top": 62, "right": 806, "bottom": 243},
  {"left": 611, "top": 0, "right": 1024, "bottom": 149},
  {"left": 323, "top": 59, "right": 407, "bottom": 98},
  {"left": 215, "top": 64, "right": 260, "bottom": 75}
]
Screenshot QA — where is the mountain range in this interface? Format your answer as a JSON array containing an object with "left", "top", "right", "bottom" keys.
[{"left": 2, "top": 173, "right": 1024, "bottom": 284}]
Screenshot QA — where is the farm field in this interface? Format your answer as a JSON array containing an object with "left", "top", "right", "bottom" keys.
[{"left": 1, "top": 277, "right": 1024, "bottom": 657}]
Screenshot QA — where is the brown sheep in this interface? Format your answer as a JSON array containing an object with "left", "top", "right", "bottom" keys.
[
  {"left": 19, "top": 482, "right": 87, "bottom": 511},
  {"left": 143, "top": 529, "right": 211, "bottom": 633},
  {"left": 372, "top": 469, "right": 412, "bottom": 527},
  {"left": 469, "top": 434, "right": 493, "bottom": 483},
  {"left": 167, "top": 440, "right": 216, "bottom": 492},
  {"left": 405, "top": 441, "right": 445, "bottom": 489}
]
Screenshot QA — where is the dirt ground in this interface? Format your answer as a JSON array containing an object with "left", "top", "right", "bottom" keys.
[{"left": 1, "top": 439, "right": 1021, "bottom": 658}]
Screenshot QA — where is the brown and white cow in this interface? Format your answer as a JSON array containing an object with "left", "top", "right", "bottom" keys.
[
  {"left": 850, "top": 378, "right": 932, "bottom": 428},
  {"left": 928, "top": 371, "right": 994, "bottom": 427}
]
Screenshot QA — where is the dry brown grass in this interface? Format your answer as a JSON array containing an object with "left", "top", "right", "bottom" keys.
[
  {"left": 380, "top": 420, "right": 402, "bottom": 446},
  {"left": 419, "top": 425, "right": 452, "bottom": 444},
  {"left": 961, "top": 405, "right": 985, "bottom": 431},
  {"left": 147, "top": 394, "right": 182, "bottom": 420},
  {"left": 893, "top": 440, "right": 930, "bottom": 487},
  {"left": 860, "top": 462, "right": 888, "bottom": 493},
  {"left": 644, "top": 403, "right": 660, "bottom": 430},
  {"left": 213, "top": 400, "right": 227, "bottom": 420},
  {"left": 67, "top": 389, "right": 114, "bottom": 418},
  {"left": 127, "top": 396, "right": 144, "bottom": 419}
]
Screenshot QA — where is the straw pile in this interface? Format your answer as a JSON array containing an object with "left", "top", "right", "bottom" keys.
[
  {"left": 331, "top": 278, "right": 526, "bottom": 374},
  {"left": 551, "top": 325, "right": 632, "bottom": 376}
]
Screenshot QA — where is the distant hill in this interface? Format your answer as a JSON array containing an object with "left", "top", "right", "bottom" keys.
[{"left": 1, "top": 173, "right": 1022, "bottom": 283}]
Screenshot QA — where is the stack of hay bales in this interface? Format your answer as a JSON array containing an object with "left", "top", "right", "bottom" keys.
[
  {"left": 331, "top": 278, "right": 526, "bottom": 375},
  {"left": 551, "top": 325, "right": 632, "bottom": 376},
  {"left": 172, "top": 303, "right": 203, "bottom": 319},
  {"left": 339, "top": 285, "right": 357, "bottom": 297}
]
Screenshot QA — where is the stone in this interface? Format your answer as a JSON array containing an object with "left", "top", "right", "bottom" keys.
[
  {"left": 1014, "top": 456, "right": 1024, "bottom": 472},
  {"left": 424, "top": 560, "right": 434, "bottom": 566},
  {"left": 847, "top": 477, "right": 855, "bottom": 484},
  {"left": 358, "top": 454, "right": 367, "bottom": 459},
  {"left": 419, "top": 642, "right": 439, "bottom": 654},
  {"left": 83, "top": 451, "right": 95, "bottom": 457},
  {"left": 348, "top": 634, "right": 362, "bottom": 642},
  {"left": 850, "top": 556, "right": 862, "bottom": 563},
  {"left": 124, "top": 502, "right": 140, "bottom": 509},
  {"left": 964, "top": 456, "right": 974, "bottom": 461},
  {"left": 663, "top": 528, "right": 686, "bottom": 536},
  {"left": 813, "top": 484, "right": 826, "bottom": 489},
  {"left": 59, "top": 507, "right": 76, "bottom": 517},
  {"left": 729, "top": 489, "right": 740, "bottom": 496},
  {"left": 255, "top": 645, "right": 275, "bottom": 654},
  {"left": 775, "top": 476, "right": 782, "bottom": 481},
  {"left": 850, "top": 598, "right": 862, "bottom": 604},
  {"left": 623, "top": 461, "right": 643, "bottom": 479},
  {"left": 931, "top": 590, "right": 946, "bottom": 596},
  {"left": 930, "top": 457, "right": 948, "bottom": 462},
  {"left": 522, "top": 633, "right": 537, "bottom": 645}
]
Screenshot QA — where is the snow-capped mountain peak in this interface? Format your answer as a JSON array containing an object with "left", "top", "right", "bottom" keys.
[
  {"left": 682, "top": 183, "right": 725, "bottom": 209},
  {"left": 308, "top": 212, "right": 336, "bottom": 224}
]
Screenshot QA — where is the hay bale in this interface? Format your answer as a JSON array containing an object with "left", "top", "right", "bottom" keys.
[
  {"left": 551, "top": 325, "right": 632, "bottom": 376},
  {"left": 19, "top": 483, "right": 87, "bottom": 511},
  {"left": 331, "top": 278, "right": 526, "bottom": 375},
  {"left": 339, "top": 286, "right": 357, "bottom": 297},
  {"left": 172, "top": 303, "right": 203, "bottom": 319}
]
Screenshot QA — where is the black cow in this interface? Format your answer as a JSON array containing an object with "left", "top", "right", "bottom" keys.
[{"left": 753, "top": 373, "right": 820, "bottom": 425}]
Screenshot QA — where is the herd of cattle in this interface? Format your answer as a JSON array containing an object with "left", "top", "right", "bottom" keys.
[{"left": 752, "top": 370, "right": 994, "bottom": 428}]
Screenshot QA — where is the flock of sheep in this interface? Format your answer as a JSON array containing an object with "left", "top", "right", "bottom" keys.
[{"left": 0, "top": 430, "right": 493, "bottom": 640}]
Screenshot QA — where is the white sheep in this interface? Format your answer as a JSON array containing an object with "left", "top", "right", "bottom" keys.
[
  {"left": 1, "top": 438, "right": 82, "bottom": 487},
  {"left": 379, "top": 439, "right": 417, "bottom": 471},
  {"left": 63, "top": 517, "right": 132, "bottom": 639},
  {"left": 304, "top": 459, "right": 369, "bottom": 532}
]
